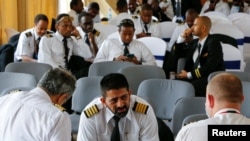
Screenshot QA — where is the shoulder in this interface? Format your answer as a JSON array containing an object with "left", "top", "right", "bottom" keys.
[
  {"left": 22, "top": 29, "right": 34, "bottom": 38},
  {"left": 131, "top": 95, "right": 151, "bottom": 115},
  {"left": 54, "top": 104, "right": 67, "bottom": 112},
  {"left": 83, "top": 98, "right": 103, "bottom": 118},
  {"left": 93, "top": 29, "right": 101, "bottom": 37}
]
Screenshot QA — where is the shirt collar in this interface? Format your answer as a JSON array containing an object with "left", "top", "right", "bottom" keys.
[
  {"left": 199, "top": 35, "right": 208, "bottom": 47},
  {"left": 214, "top": 108, "right": 241, "bottom": 117}
]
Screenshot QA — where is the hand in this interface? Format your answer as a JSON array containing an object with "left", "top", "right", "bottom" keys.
[
  {"left": 177, "top": 70, "right": 188, "bottom": 79},
  {"left": 181, "top": 28, "right": 193, "bottom": 40},
  {"left": 136, "top": 32, "right": 147, "bottom": 39},
  {"left": 71, "top": 26, "right": 80, "bottom": 37},
  {"left": 87, "top": 32, "right": 95, "bottom": 43}
]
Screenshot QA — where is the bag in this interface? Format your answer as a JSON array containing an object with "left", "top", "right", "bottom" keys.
[{"left": 0, "top": 44, "right": 15, "bottom": 72}]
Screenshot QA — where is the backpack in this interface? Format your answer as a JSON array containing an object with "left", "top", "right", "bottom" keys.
[{"left": 0, "top": 44, "right": 15, "bottom": 72}]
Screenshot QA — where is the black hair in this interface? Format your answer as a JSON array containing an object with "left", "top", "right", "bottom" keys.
[
  {"left": 88, "top": 2, "right": 100, "bottom": 11},
  {"left": 34, "top": 14, "right": 49, "bottom": 24},
  {"left": 118, "top": 18, "right": 135, "bottom": 29},
  {"left": 78, "top": 11, "right": 92, "bottom": 23}
]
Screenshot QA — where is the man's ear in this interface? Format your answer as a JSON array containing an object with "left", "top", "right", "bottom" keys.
[
  {"left": 207, "top": 94, "right": 214, "bottom": 108},
  {"left": 100, "top": 97, "right": 106, "bottom": 105},
  {"left": 57, "top": 93, "right": 69, "bottom": 105}
]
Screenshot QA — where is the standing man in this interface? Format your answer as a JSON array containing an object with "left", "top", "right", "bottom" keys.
[
  {"left": 14, "top": 14, "right": 51, "bottom": 62},
  {"left": 175, "top": 16, "right": 225, "bottom": 96},
  {"left": 77, "top": 73, "right": 159, "bottom": 141},
  {"left": 68, "top": 0, "right": 84, "bottom": 27},
  {"left": 175, "top": 73, "right": 250, "bottom": 141},
  {"left": 94, "top": 18, "right": 156, "bottom": 65},
  {"left": 133, "top": 4, "right": 161, "bottom": 38},
  {"left": 0, "top": 68, "right": 76, "bottom": 141},
  {"left": 86, "top": 2, "right": 101, "bottom": 23}
]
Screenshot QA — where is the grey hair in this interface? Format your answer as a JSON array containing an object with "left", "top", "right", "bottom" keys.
[{"left": 37, "top": 68, "right": 76, "bottom": 97}]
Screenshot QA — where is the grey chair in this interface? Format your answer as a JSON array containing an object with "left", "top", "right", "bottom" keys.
[
  {"left": 0, "top": 72, "right": 37, "bottom": 94},
  {"left": 70, "top": 76, "right": 103, "bottom": 134},
  {"left": 118, "top": 65, "right": 166, "bottom": 94},
  {"left": 208, "top": 71, "right": 250, "bottom": 82},
  {"left": 171, "top": 97, "right": 206, "bottom": 136},
  {"left": 88, "top": 61, "right": 135, "bottom": 77},
  {"left": 241, "top": 81, "right": 250, "bottom": 117},
  {"left": 182, "top": 114, "right": 208, "bottom": 127},
  {"left": 4, "top": 62, "right": 52, "bottom": 82},
  {"left": 0, "top": 86, "right": 34, "bottom": 97},
  {"left": 137, "top": 79, "right": 195, "bottom": 129}
]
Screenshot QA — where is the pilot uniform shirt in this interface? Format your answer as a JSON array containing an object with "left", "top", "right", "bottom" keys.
[
  {"left": 200, "top": 0, "right": 230, "bottom": 16},
  {"left": 175, "top": 108, "right": 250, "bottom": 141},
  {"left": 133, "top": 16, "right": 161, "bottom": 38},
  {"left": 75, "top": 26, "right": 104, "bottom": 59},
  {"left": 68, "top": 9, "right": 80, "bottom": 27},
  {"left": 38, "top": 31, "right": 92, "bottom": 68},
  {"left": 93, "top": 37, "right": 157, "bottom": 65},
  {"left": 14, "top": 28, "right": 44, "bottom": 61},
  {"left": 77, "top": 95, "right": 159, "bottom": 141},
  {"left": 0, "top": 87, "right": 71, "bottom": 141},
  {"left": 128, "top": 7, "right": 141, "bottom": 16}
]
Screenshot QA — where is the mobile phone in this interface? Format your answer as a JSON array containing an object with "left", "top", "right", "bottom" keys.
[
  {"left": 146, "top": 33, "right": 151, "bottom": 36},
  {"left": 126, "top": 54, "right": 135, "bottom": 58}
]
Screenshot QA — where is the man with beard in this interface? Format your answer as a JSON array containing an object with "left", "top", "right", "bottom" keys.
[
  {"left": 175, "top": 73, "right": 250, "bottom": 141},
  {"left": 77, "top": 73, "right": 159, "bottom": 141}
]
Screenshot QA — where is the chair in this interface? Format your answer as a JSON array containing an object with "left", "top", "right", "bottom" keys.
[
  {"left": 88, "top": 61, "right": 135, "bottom": 76},
  {"left": 202, "top": 11, "right": 231, "bottom": 25},
  {"left": 94, "top": 23, "right": 118, "bottom": 39},
  {"left": 221, "top": 43, "right": 245, "bottom": 71},
  {"left": 0, "top": 72, "right": 37, "bottom": 94},
  {"left": 241, "top": 81, "right": 250, "bottom": 118},
  {"left": 70, "top": 76, "right": 103, "bottom": 134},
  {"left": 137, "top": 79, "right": 195, "bottom": 127},
  {"left": 158, "top": 21, "right": 178, "bottom": 43},
  {"left": 171, "top": 97, "right": 206, "bottom": 136},
  {"left": 118, "top": 65, "right": 166, "bottom": 94},
  {"left": 207, "top": 71, "right": 250, "bottom": 82},
  {"left": 4, "top": 62, "right": 53, "bottom": 82},
  {"left": 0, "top": 86, "right": 34, "bottom": 97},
  {"left": 182, "top": 114, "right": 208, "bottom": 126},
  {"left": 4, "top": 28, "right": 19, "bottom": 41},
  {"left": 137, "top": 37, "right": 167, "bottom": 67}
]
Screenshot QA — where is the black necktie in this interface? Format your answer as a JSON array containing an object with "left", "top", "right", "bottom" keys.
[
  {"left": 193, "top": 43, "right": 201, "bottom": 69},
  {"left": 111, "top": 116, "right": 120, "bottom": 141},
  {"left": 63, "top": 38, "right": 69, "bottom": 68},
  {"left": 123, "top": 43, "right": 129, "bottom": 56},
  {"left": 85, "top": 34, "right": 90, "bottom": 46},
  {"left": 33, "top": 37, "right": 41, "bottom": 59},
  {"left": 144, "top": 24, "right": 148, "bottom": 33}
]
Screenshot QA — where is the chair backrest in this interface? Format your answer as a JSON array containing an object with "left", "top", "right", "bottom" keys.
[
  {"left": 208, "top": 71, "right": 250, "bottom": 82},
  {"left": 241, "top": 81, "right": 250, "bottom": 118},
  {"left": 0, "top": 72, "right": 37, "bottom": 93},
  {"left": 0, "top": 86, "right": 34, "bottom": 97},
  {"left": 171, "top": 97, "right": 206, "bottom": 136},
  {"left": 202, "top": 11, "right": 231, "bottom": 25},
  {"left": 221, "top": 43, "right": 245, "bottom": 71},
  {"left": 88, "top": 61, "right": 135, "bottom": 77},
  {"left": 137, "top": 79, "right": 195, "bottom": 121},
  {"left": 137, "top": 37, "right": 167, "bottom": 67},
  {"left": 119, "top": 66, "right": 166, "bottom": 94},
  {"left": 4, "top": 62, "right": 53, "bottom": 82},
  {"left": 182, "top": 113, "right": 208, "bottom": 127},
  {"left": 94, "top": 23, "right": 118, "bottom": 39},
  {"left": 158, "top": 21, "right": 178, "bottom": 43},
  {"left": 107, "top": 31, "right": 136, "bottom": 39},
  {"left": 71, "top": 76, "right": 103, "bottom": 113}
]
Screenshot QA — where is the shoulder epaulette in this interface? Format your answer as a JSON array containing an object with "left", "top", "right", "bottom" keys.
[
  {"left": 137, "top": 10, "right": 140, "bottom": 14},
  {"left": 54, "top": 104, "right": 66, "bottom": 112},
  {"left": 9, "top": 89, "right": 22, "bottom": 94},
  {"left": 93, "top": 29, "right": 100, "bottom": 37},
  {"left": 45, "top": 34, "right": 53, "bottom": 38},
  {"left": 132, "top": 15, "right": 138, "bottom": 19},
  {"left": 132, "top": 102, "right": 149, "bottom": 114},
  {"left": 84, "top": 104, "right": 99, "bottom": 118},
  {"left": 153, "top": 20, "right": 158, "bottom": 23},
  {"left": 46, "top": 30, "right": 54, "bottom": 34},
  {"left": 25, "top": 32, "right": 32, "bottom": 37}
]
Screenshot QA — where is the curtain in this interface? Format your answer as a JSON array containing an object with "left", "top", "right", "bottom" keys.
[{"left": 0, "top": 0, "right": 58, "bottom": 45}]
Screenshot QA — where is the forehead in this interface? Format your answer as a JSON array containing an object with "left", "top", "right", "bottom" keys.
[
  {"left": 80, "top": 16, "right": 93, "bottom": 23},
  {"left": 105, "top": 88, "right": 129, "bottom": 98},
  {"left": 141, "top": 10, "right": 152, "bottom": 15},
  {"left": 120, "top": 26, "right": 134, "bottom": 32}
]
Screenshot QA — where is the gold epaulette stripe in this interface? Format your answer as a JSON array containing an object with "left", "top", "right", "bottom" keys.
[
  {"left": 9, "top": 89, "right": 21, "bottom": 94},
  {"left": 25, "top": 32, "right": 32, "bottom": 37},
  {"left": 195, "top": 69, "right": 201, "bottom": 78},
  {"left": 95, "top": 31, "right": 100, "bottom": 37},
  {"left": 84, "top": 104, "right": 99, "bottom": 118},
  {"left": 133, "top": 102, "right": 148, "bottom": 114},
  {"left": 54, "top": 104, "right": 66, "bottom": 112}
]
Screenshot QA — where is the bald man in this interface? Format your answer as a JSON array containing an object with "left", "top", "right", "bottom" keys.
[
  {"left": 175, "top": 73, "right": 250, "bottom": 141},
  {"left": 175, "top": 16, "right": 225, "bottom": 96}
]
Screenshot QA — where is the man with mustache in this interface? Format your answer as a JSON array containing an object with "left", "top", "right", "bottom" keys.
[{"left": 77, "top": 73, "right": 159, "bottom": 141}]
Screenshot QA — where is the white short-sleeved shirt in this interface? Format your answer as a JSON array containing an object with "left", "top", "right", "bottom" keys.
[
  {"left": 68, "top": 9, "right": 79, "bottom": 27},
  {"left": 77, "top": 95, "right": 159, "bottom": 141},
  {"left": 109, "top": 13, "right": 133, "bottom": 26},
  {"left": 94, "top": 38, "right": 157, "bottom": 65},
  {"left": 200, "top": 0, "right": 230, "bottom": 16},
  {"left": 14, "top": 28, "right": 40, "bottom": 61},
  {"left": 38, "top": 31, "right": 92, "bottom": 68},
  {"left": 175, "top": 108, "right": 250, "bottom": 141},
  {"left": 0, "top": 87, "right": 71, "bottom": 141}
]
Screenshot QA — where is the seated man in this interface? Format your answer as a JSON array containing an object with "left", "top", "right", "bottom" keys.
[
  {"left": 175, "top": 16, "right": 225, "bottom": 96},
  {"left": 14, "top": 14, "right": 52, "bottom": 62},
  {"left": 94, "top": 18, "right": 156, "bottom": 65},
  {"left": 200, "top": 0, "right": 230, "bottom": 16},
  {"left": 77, "top": 73, "right": 159, "bottom": 141}
]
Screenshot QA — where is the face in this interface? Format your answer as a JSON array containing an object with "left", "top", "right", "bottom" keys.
[
  {"left": 35, "top": 20, "right": 48, "bottom": 37},
  {"left": 75, "top": 0, "right": 84, "bottom": 13},
  {"left": 79, "top": 16, "right": 93, "bottom": 33},
  {"left": 88, "top": 8, "right": 99, "bottom": 18},
  {"left": 101, "top": 88, "right": 131, "bottom": 118},
  {"left": 128, "top": 0, "right": 137, "bottom": 12},
  {"left": 185, "top": 14, "right": 197, "bottom": 28},
  {"left": 56, "top": 18, "right": 73, "bottom": 38},
  {"left": 140, "top": 10, "right": 152, "bottom": 24},
  {"left": 119, "top": 26, "right": 135, "bottom": 44},
  {"left": 191, "top": 18, "right": 204, "bottom": 37}
]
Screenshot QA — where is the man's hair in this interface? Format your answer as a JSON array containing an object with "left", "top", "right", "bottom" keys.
[
  {"left": 78, "top": 11, "right": 92, "bottom": 23},
  {"left": 118, "top": 18, "right": 135, "bottom": 29},
  {"left": 38, "top": 68, "right": 76, "bottom": 96},
  {"left": 55, "top": 13, "right": 71, "bottom": 24},
  {"left": 88, "top": 2, "right": 100, "bottom": 11},
  {"left": 207, "top": 73, "right": 243, "bottom": 103},
  {"left": 100, "top": 73, "right": 129, "bottom": 97},
  {"left": 70, "top": 0, "right": 80, "bottom": 9},
  {"left": 117, "top": 0, "right": 128, "bottom": 10},
  {"left": 34, "top": 14, "right": 49, "bottom": 24},
  {"left": 141, "top": 3, "right": 153, "bottom": 12}
]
